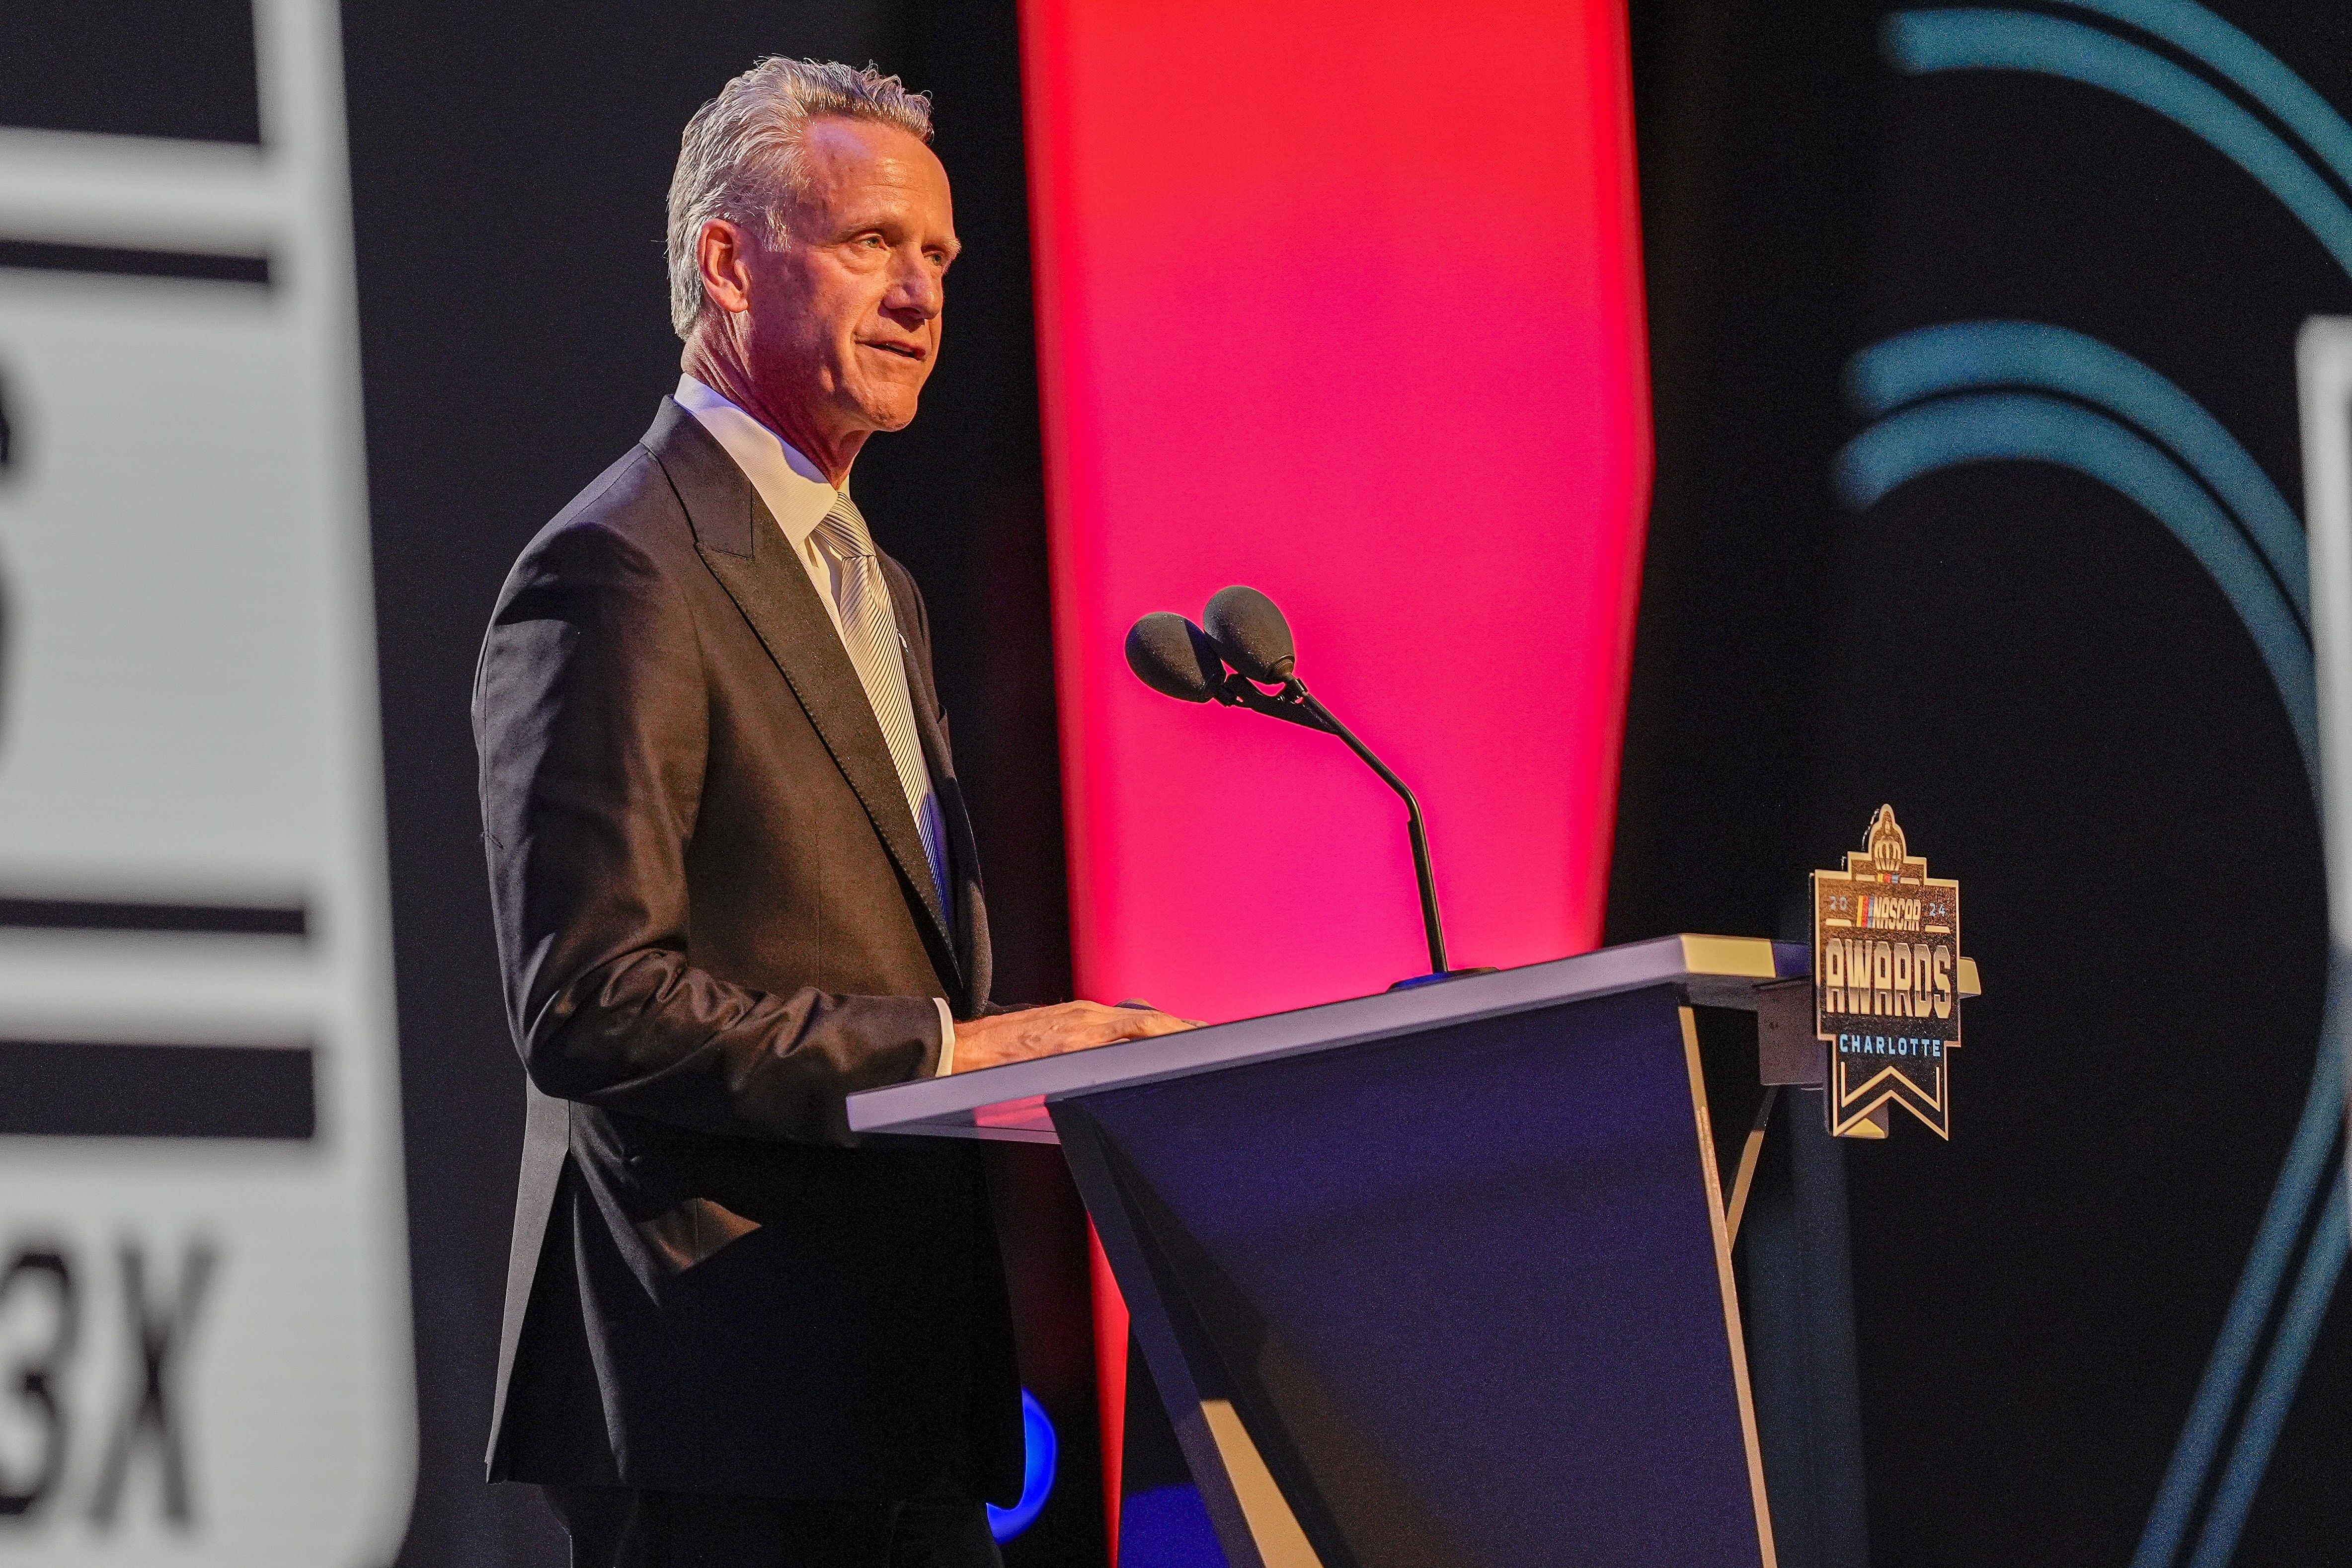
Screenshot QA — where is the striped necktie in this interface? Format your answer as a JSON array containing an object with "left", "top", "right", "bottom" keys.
[{"left": 812, "top": 493, "right": 950, "bottom": 923}]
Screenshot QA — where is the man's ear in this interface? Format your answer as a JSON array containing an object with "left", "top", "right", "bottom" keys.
[{"left": 696, "top": 218, "right": 754, "bottom": 315}]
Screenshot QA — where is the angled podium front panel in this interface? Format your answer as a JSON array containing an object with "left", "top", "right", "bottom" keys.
[
  {"left": 849, "top": 937, "right": 1809, "bottom": 1568},
  {"left": 1059, "top": 984, "right": 1768, "bottom": 1568}
]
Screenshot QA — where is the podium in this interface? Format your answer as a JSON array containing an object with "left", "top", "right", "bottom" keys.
[{"left": 849, "top": 936, "right": 1914, "bottom": 1568}]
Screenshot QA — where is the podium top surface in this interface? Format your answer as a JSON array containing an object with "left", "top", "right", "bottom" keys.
[{"left": 848, "top": 933, "right": 1924, "bottom": 1144}]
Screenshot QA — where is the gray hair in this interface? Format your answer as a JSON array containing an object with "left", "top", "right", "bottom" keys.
[{"left": 665, "top": 58, "right": 934, "bottom": 340}]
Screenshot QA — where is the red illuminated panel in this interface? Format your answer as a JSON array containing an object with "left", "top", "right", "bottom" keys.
[{"left": 1022, "top": 0, "right": 1652, "bottom": 1027}]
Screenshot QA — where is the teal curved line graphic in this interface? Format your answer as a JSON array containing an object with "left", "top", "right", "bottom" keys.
[
  {"left": 2140, "top": 1022, "right": 2344, "bottom": 1568},
  {"left": 2050, "top": 0, "right": 2352, "bottom": 196},
  {"left": 1842, "top": 348, "right": 2343, "bottom": 1565},
  {"left": 1876, "top": 11, "right": 2351, "bottom": 1563},
  {"left": 1883, "top": 11, "right": 2352, "bottom": 280},
  {"left": 2184, "top": 1142, "right": 2350, "bottom": 1568},
  {"left": 1848, "top": 322, "right": 2308, "bottom": 625},
  {"left": 1833, "top": 392, "right": 2316, "bottom": 772}
]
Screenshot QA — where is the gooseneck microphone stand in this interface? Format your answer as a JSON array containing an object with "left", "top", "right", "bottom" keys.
[{"left": 1209, "top": 671, "right": 1450, "bottom": 976}]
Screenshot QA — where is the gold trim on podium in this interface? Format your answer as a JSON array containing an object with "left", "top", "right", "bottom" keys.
[
  {"left": 1680, "top": 934, "right": 1783, "bottom": 978},
  {"left": 1680, "top": 1006, "right": 1781, "bottom": 1568},
  {"left": 1199, "top": 1399, "right": 1325, "bottom": 1568},
  {"left": 1724, "top": 1087, "right": 1782, "bottom": 1244}
]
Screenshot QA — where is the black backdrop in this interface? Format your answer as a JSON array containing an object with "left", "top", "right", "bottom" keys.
[
  {"left": 1616, "top": 1, "right": 2349, "bottom": 1564},
  {"left": 332, "top": 2, "right": 2349, "bottom": 1565}
]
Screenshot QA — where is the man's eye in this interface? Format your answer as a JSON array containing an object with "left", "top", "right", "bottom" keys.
[{"left": 860, "top": 235, "right": 885, "bottom": 249}]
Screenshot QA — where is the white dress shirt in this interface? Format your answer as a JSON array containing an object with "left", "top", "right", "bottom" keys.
[{"left": 673, "top": 374, "right": 960, "bottom": 1074}]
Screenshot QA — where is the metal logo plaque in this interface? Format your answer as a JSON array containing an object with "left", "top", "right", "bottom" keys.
[{"left": 1812, "top": 806, "right": 1964, "bottom": 1139}]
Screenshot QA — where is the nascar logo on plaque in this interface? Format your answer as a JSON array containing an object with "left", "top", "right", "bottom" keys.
[{"left": 1812, "top": 805, "right": 1968, "bottom": 1138}]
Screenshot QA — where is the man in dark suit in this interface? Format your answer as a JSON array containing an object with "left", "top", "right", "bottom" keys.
[{"left": 474, "top": 59, "right": 1188, "bottom": 1567}]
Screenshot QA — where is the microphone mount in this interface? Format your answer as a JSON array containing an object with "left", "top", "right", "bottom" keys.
[{"left": 1207, "top": 671, "right": 1450, "bottom": 976}]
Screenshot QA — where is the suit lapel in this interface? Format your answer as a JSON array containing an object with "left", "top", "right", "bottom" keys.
[
  {"left": 642, "top": 400, "right": 960, "bottom": 989},
  {"left": 898, "top": 619, "right": 992, "bottom": 1016}
]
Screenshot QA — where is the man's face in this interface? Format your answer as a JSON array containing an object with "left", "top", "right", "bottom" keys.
[{"left": 739, "top": 116, "right": 958, "bottom": 438}]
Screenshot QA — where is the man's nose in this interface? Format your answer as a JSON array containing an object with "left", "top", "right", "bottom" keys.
[{"left": 884, "top": 252, "right": 942, "bottom": 320}]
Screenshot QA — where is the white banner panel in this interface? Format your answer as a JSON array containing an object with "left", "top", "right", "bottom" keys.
[{"left": 0, "top": 3, "right": 413, "bottom": 1563}]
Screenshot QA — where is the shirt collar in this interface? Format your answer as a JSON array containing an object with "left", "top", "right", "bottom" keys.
[{"left": 672, "top": 374, "right": 846, "bottom": 553}]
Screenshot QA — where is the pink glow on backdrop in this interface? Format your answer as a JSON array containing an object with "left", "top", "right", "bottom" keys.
[{"left": 1021, "top": 0, "right": 1652, "bottom": 1025}]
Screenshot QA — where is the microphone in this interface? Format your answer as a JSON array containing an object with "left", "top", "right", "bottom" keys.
[
  {"left": 1123, "top": 612, "right": 1224, "bottom": 703},
  {"left": 1124, "top": 586, "right": 1461, "bottom": 979},
  {"left": 1201, "top": 586, "right": 1295, "bottom": 683}
]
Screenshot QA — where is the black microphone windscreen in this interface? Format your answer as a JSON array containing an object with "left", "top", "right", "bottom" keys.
[
  {"left": 1125, "top": 612, "right": 1225, "bottom": 702},
  {"left": 1203, "top": 586, "right": 1296, "bottom": 683}
]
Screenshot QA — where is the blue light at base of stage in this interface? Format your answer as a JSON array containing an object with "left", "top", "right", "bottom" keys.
[{"left": 987, "top": 1390, "right": 1058, "bottom": 1542}]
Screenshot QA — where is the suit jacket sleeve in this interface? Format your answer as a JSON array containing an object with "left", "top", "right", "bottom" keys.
[{"left": 474, "top": 517, "right": 943, "bottom": 1145}]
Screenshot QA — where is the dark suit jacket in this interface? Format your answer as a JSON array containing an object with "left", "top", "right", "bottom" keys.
[{"left": 473, "top": 398, "right": 1022, "bottom": 1503}]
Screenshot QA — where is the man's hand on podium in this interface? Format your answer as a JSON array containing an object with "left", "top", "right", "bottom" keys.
[{"left": 950, "top": 1001, "right": 1195, "bottom": 1073}]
